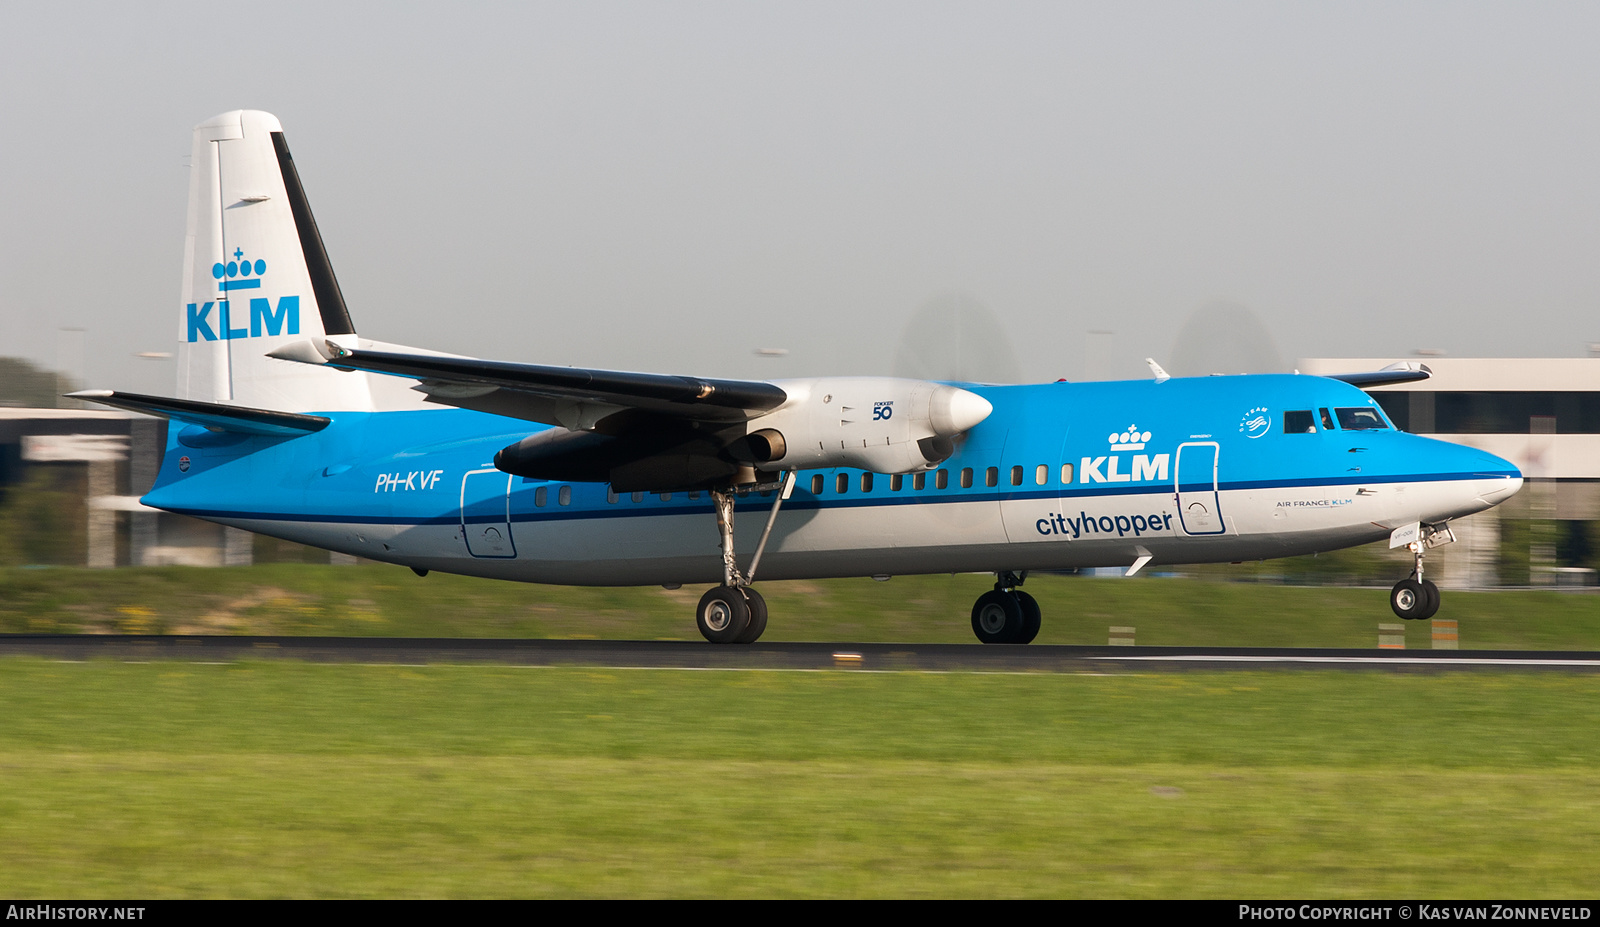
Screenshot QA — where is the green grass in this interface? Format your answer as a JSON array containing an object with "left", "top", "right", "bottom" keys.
[
  {"left": 0, "top": 660, "right": 1597, "bottom": 897},
  {"left": 4, "top": 563, "right": 1600, "bottom": 649}
]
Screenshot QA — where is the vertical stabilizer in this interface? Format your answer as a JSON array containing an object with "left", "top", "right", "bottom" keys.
[{"left": 178, "top": 110, "right": 373, "bottom": 411}]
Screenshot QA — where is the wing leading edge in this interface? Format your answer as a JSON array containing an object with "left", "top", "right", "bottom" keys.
[
  {"left": 269, "top": 340, "right": 788, "bottom": 431},
  {"left": 1320, "top": 362, "right": 1432, "bottom": 389}
]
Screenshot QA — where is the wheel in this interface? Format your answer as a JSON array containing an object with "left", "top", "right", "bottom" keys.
[
  {"left": 733, "top": 587, "right": 768, "bottom": 644},
  {"left": 1390, "top": 578, "right": 1429, "bottom": 620},
  {"left": 696, "top": 586, "right": 751, "bottom": 643},
  {"left": 971, "top": 590, "right": 1025, "bottom": 644},
  {"left": 1015, "top": 590, "right": 1042, "bottom": 645},
  {"left": 1419, "top": 579, "right": 1441, "bottom": 620}
]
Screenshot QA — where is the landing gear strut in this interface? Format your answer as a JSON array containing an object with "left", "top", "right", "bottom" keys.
[
  {"left": 693, "top": 472, "right": 793, "bottom": 644},
  {"left": 1390, "top": 529, "right": 1446, "bottom": 621},
  {"left": 971, "top": 571, "right": 1041, "bottom": 644}
]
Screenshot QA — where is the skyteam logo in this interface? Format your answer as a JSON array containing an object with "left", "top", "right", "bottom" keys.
[
  {"left": 1081, "top": 424, "right": 1168, "bottom": 484},
  {"left": 1239, "top": 406, "right": 1270, "bottom": 439},
  {"left": 186, "top": 247, "right": 300, "bottom": 343}
]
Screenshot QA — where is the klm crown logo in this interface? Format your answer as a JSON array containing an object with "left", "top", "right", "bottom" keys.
[
  {"left": 186, "top": 247, "right": 299, "bottom": 343},
  {"left": 1081, "top": 423, "right": 1167, "bottom": 484},
  {"left": 1108, "top": 425, "right": 1150, "bottom": 451},
  {"left": 213, "top": 248, "right": 268, "bottom": 292}
]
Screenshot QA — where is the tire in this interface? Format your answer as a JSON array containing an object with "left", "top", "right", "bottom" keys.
[
  {"left": 1390, "top": 578, "right": 1429, "bottom": 620},
  {"left": 1015, "top": 590, "right": 1042, "bottom": 645},
  {"left": 971, "top": 590, "right": 1025, "bottom": 644},
  {"left": 696, "top": 586, "right": 751, "bottom": 643},
  {"left": 733, "top": 587, "right": 768, "bottom": 644},
  {"left": 1419, "top": 579, "right": 1441, "bottom": 620}
]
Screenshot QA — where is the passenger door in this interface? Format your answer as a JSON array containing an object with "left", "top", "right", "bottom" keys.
[
  {"left": 1174, "top": 442, "right": 1225, "bottom": 536},
  {"left": 460, "top": 469, "right": 516, "bottom": 558}
]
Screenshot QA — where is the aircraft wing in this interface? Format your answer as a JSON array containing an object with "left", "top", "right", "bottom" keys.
[
  {"left": 269, "top": 340, "right": 788, "bottom": 430},
  {"left": 67, "top": 390, "right": 330, "bottom": 435},
  {"left": 1321, "top": 362, "right": 1431, "bottom": 389}
]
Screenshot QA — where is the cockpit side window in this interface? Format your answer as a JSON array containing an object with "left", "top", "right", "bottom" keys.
[
  {"left": 1320, "top": 408, "right": 1336, "bottom": 430},
  {"left": 1336, "top": 407, "right": 1389, "bottom": 430},
  {"left": 1284, "top": 410, "right": 1316, "bottom": 433}
]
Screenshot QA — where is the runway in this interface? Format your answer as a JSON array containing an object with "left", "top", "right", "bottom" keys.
[{"left": 3, "top": 635, "right": 1600, "bottom": 673}]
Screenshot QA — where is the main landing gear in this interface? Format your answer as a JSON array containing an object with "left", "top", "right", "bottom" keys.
[
  {"left": 971, "top": 571, "right": 1041, "bottom": 644},
  {"left": 693, "top": 472, "right": 795, "bottom": 644},
  {"left": 1390, "top": 526, "right": 1452, "bottom": 621}
]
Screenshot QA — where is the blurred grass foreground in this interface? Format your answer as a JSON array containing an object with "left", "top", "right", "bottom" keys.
[
  {"left": 3, "top": 564, "right": 1600, "bottom": 897},
  {"left": 0, "top": 661, "right": 1596, "bottom": 897}
]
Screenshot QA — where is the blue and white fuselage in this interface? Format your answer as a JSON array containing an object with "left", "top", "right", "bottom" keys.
[{"left": 145, "top": 374, "right": 1520, "bottom": 586}]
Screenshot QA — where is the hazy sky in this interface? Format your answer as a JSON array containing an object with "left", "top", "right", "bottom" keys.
[{"left": 4, "top": 2, "right": 1599, "bottom": 394}]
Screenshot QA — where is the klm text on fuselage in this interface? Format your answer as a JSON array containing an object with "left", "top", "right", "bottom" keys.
[{"left": 1079, "top": 452, "right": 1168, "bottom": 484}]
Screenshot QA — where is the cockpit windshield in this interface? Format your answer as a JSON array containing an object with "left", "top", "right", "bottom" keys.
[{"left": 1335, "top": 407, "right": 1389, "bottom": 430}]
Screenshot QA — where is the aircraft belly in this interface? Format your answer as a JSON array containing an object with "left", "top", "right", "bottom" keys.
[
  {"left": 203, "top": 479, "right": 1484, "bottom": 586},
  {"left": 885, "top": 497, "right": 1006, "bottom": 548}
]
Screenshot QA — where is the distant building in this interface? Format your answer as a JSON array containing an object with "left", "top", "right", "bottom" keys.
[{"left": 0, "top": 409, "right": 253, "bottom": 567}]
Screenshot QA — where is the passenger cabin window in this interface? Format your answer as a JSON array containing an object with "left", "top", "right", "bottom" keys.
[
  {"left": 1035, "top": 464, "right": 1048, "bottom": 486},
  {"left": 632, "top": 492, "right": 645, "bottom": 503},
  {"left": 1320, "top": 408, "right": 1336, "bottom": 431},
  {"left": 558, "top": 486, "right": 572, "bottom": 506},
  {"left": 913, "top": 472, "right": 926, "bottom": 491},
  {"left": 535, "top": 486, "right": 548, "bottom": 507},
  {"left": 960, "top": 468, "right": 973, "bottom": 489},
  {"left": 606, "top": 489, "right": 617, "bottom": 504},
  {"left": 1336, "top": 407, "right": 1389, "bottom": 431},
  {"left": 860, "top": 472, "right": 874, "bottom": 493},
  {"left": 1284, "top": 410, "right": 1316, "bottom": 433},
  {"left": 1011, "top": 465, "right": 1024, "bottom": 487},
  {"left": 836, "top": 473, "right": 848, "bottom": 494},
  {"left": 689, "top": 491, "right": 701, "bottom": 500},
  {"left": 1060, "top": 463, "right": 1074, "bottom": 484},
  {"left": 658, "top": 492, "right": 672, "bottom": 501},
  {"left": 935, "top": 469, "right": 948, "bottom": 490},
  {"left": 811, "top": 474, "right": 824, "bottom": 495},
  {"left": 890, "top": 474, "right": 903, "bottom": 491},
  {"left": 986, "top": 467, "right": 999, "bottom": 488}
]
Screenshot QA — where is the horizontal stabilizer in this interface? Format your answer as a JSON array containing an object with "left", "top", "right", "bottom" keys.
[
  {"left": 68, "top": 390, "right": 330, "bottom": 436},
  {"left": 1322, "top": 362, "right": 1432, "bottom": 389},
  {"left": 270, "top": 341, "right": 789, "bottom": 428}
]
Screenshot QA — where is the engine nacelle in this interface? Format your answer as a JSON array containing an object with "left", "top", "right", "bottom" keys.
[{"left": 736, "top": 377, "right": 992, "bottom": 474}]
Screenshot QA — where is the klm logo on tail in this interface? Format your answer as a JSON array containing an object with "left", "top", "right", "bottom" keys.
[{"left": 186, "top": 248, "right": 299, "bottom": 342}]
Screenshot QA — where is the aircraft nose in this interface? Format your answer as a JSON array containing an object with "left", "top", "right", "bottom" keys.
[
  {"left": 1463, "top": 447, "right": 1522, "bottom": 507},
  {"left": 1476, "top": 471, "right": 1522, "bottom": 506}
]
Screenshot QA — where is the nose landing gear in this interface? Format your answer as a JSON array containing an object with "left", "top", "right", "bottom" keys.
[
  {"left": 971, "top": 571, "right": 1041, "bottom": 644},
  {"left": 1390, "top": 525, "right": 1451, "bottom": 620},
  {"left": 1390, "top": 575, "right": 1439, "bottom": 620}
]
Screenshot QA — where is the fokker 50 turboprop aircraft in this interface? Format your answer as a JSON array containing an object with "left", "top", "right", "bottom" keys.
[{"left": 78, "top": 111, "right": 1523, "bottom": 644}]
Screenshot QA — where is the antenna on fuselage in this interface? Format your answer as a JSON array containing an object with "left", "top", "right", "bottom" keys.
[{"left": 1145, "top": 358, "right": 1171, "bottom": 383}]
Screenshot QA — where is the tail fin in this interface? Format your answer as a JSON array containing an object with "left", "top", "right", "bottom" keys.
[{"left": 178, "top": 110, "right": 373, "bottom": 412}]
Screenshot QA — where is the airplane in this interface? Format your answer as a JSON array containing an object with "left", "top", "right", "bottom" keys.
[{"left": 75, "top": 110, "right": 1523, "bottom": 644}]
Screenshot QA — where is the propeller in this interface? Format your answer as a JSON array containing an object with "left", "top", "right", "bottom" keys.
[{"left": 892, "top": 291, "right": 1024, "bottom": 384}]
